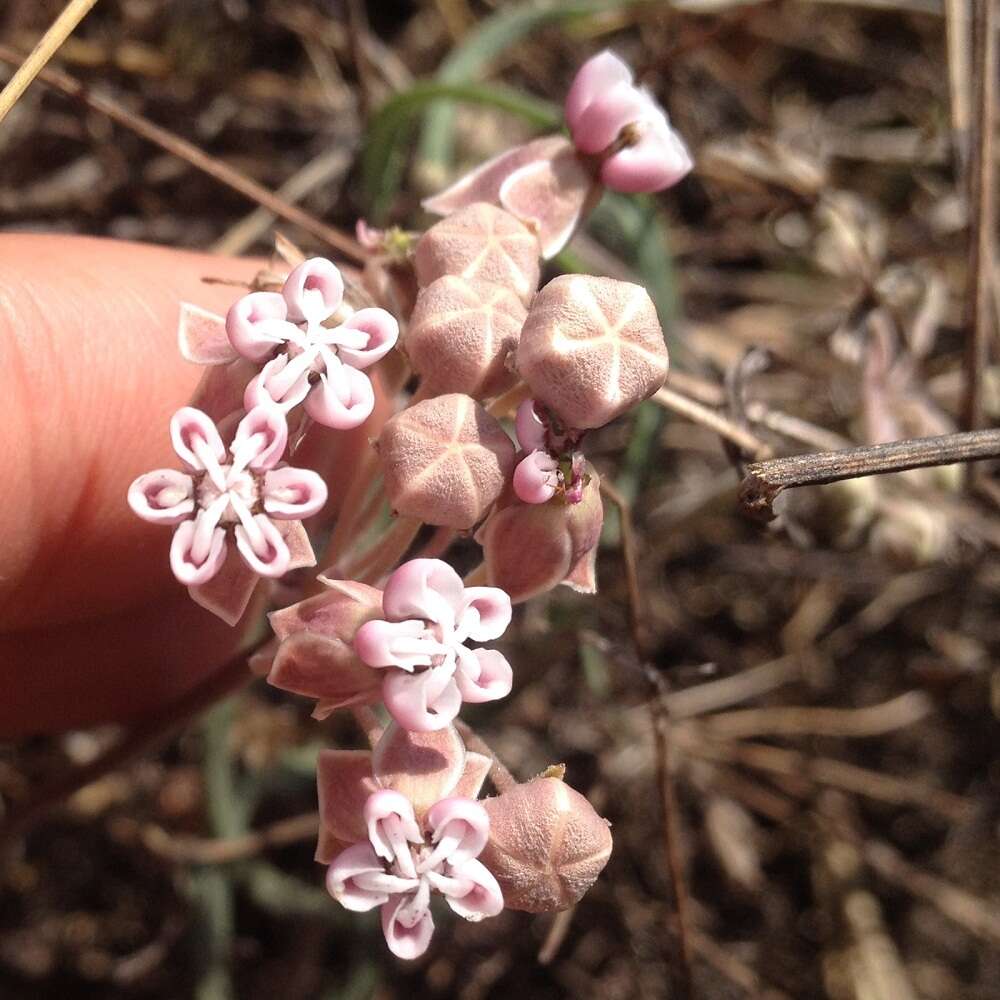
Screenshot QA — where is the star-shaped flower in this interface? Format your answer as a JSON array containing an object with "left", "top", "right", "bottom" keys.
[
  {"left": 128, "top": 404, "right": 326, "bottom": 586},
  {"left": 224, "top": 257, "right": 399, "bottom": 429},
  {"left": 353, "top": 559, "right": 513, "bottom": 732}
]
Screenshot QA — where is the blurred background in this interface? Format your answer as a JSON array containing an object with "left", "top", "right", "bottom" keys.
[{"left": 2, "top": 1, "right": 999, "bottom": 997}]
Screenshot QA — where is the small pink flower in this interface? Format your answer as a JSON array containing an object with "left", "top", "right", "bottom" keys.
[
  {"left": 320, "top": 726, "right": 502, "bottom": 960},
  {"left": 511, "top": 400, "right": 588, "bottom": 506},
  {"left": 226, "top": 257, "right": 399, "bottom": 429},
  {"left": 565, "top": 50, "right": 692, "bottom": 194},
  {"left": 128, "top": 404, "right": 327, "bottom": 585},
  {"left": 353, "top": 559, "right": 513, "bottom": 732}
]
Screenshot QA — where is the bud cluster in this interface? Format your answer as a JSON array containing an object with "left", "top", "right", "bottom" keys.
[{"left": 127, "top": 50, "right": 691, "bottom": 959}]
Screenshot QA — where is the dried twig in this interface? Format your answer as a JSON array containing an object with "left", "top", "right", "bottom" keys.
[
  {"left": 0, "top": 0, "right": 98, "bottom": 124},
  {"left": 654, "top": 386, "right": 773, "bottom": 460},
  {"left": 0, "top": 45, "right": 363, "bottom": 262},
  {"left": 962, "top": 0, "right": 997, "bottom": 436},
  {"left": 739, "top": 429, "right": 1000, "bottom": 520}
]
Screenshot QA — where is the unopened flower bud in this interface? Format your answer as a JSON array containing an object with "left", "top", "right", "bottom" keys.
[
  {"left": 379, "top": 393, "right": 516, "bottom": 528},
  {"left": 414, "top": 203, "right": 541, "bottom": 305},
  {"left": 516, "top": 275, "right": 668, "bottom": 430},
  {"left": 479, "top": 777, "right": 612, "bottom": 912},
  {"left": 405, "top": 276, "right": 526, "bottom": 398},
  {"left": 476, "top": 464, "right": 603, "bottom": 602}
]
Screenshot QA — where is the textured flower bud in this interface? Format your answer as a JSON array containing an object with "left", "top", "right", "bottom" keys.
[
  {"left": 479, "top": 777, "right": 612, "bottom": 912},
  {"left": 404, "top": 276, "right": 526, "bottom": 399},
  {"left": 378, "top": 393, "right": 516, "bottom": 529},
  {"left": 476, "top": 465, "right": 603, "bottom": 603},
  {"left": 414, "top": 203, "right": 541, "bottom": 305},
  {"left": 517, "top": 275, "right": 668, "bottom": 430}
]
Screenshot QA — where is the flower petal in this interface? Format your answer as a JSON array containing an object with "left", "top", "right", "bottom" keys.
[
  {"left": 457, "top": 588, "right": 512, "bottom": 642},
  {"left": 169, "top": 517, "right": 227, "bottom": 586},
  {"left": 425, "top": 797, "right": 490, "bottom": 866},
  {"left": 571, "top": 80, "right": 649, "bottom": 155},
  {"left": 440, "top": 858, "right": 504, "bottom": 921},
  {"left": 383, "top": 668, "right": 462, "bottom": 733},
  {"left": 128, "top": 469, "right": 194, "bottom": 524},
  {"left": 281, "top": 519, "right": 318, "bottom": 571},
  {"left": 178, "top": 302, "right": 236, "bottom": 365},
  {"left": 564, "top": 49, "right": 633, "bottom": 133},
  {"left": 453, "top": 752, "right": 493, "bottom": 801},
  {"left": 514, "top": 399, "right": 546, "bottom": 452},
  {"left": 327, "top": 842, "right": 391, "bottom": 911},
  {"left": 268, "top": 580, "right": 384, "bottom": 642},
  {"left": 226, "top": 291, "right": 295, "bottom": 362},
  {"left": 513, "top": 450, "right": 559, "bottom": 505},
  {"left": 600, "top": 117, "right": 693, "bottom": 194},
  {"left": 454, "top": 648, "right": 513, "bottom": 705},
  {"left": 234, "top": 514, "right": 292, "bottom": 577},
  {"left": 381, "top": 558, "right": 465, "bottom": 629},
  {"left": 381, "top": 893, "right": 435, "bottom": 959},
  {"left": 230, "top": 404, "right": 288, "bottom": 472},
  {"left": 188, "top": 545, "right": 260, "bottom": 626},
  {"left": 244, "top": 354, "right": 312, "bottom": 411},
  {"left": 263, "top": 467, "right": 328, "bottom": 519},
  {"left": 266, "top": 630, "right": 381, "bottom": 708},
  {"left": 305, "top": 362, "right": 375, "bottom": 429},
  {"left": 283, "top": 257, "right": 344, "bottom": 325},
  {"left": 372, "top": 723, "right": 466, "bottom": 816},
  {"left": 335, "top": 307, "right": 399, "bottom": 370},
  {"left": 317, "top": 749, "right": 378, "bottom": 861},
  {"left": 170, "top": 407, "right": 226, "bottom": 472}
]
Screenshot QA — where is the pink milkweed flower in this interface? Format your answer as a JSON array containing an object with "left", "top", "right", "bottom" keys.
[
  {"left": 225, "top": 257, "right": 399, "bottom": 430},
  {"left": 564, "top": 50, "right": 692, "bottom": 194},
  {"left": 128, "top": 404, "right": 327, "bottom": 587},
  {"left": 319, "top": 724, "right": 502, "bottom": 960},
  {"left": 511, "top": 399, "right": 589, "bottom": 506},
  {"left": 353, "top": 559, "right": 513, "bottom": 732}
]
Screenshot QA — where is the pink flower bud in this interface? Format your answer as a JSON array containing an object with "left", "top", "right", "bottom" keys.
[
  {"left": 404, "top": 276, "right": 526, "bottom": 399},
  {"left": 479, "top": 777, "right": 612, "bottom": 912},
  {"left": 414, "top": 203, "right": 541, "bottom": 306},
  {"left": 476, "top": 465, "right": 603, "bottom": 603},
  {"left": 517, "top": 275, "right": 668, "bottom": 430},
  {"left": 378, "top": 393, "right": 516, "bottom": 529}
]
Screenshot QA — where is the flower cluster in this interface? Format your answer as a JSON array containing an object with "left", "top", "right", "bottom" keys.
[{"left": 128, "top": 48, "right": 687, "bottom": 960}]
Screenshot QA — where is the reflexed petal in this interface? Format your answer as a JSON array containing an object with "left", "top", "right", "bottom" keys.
[
  {"left": 425, "top": 797, "right": 490, "bottom": 866},
  {"left": 422, "top": 143, "right": 530, "bottom": 217},
  {"left": 335, "top": 307, "right": 399, "bottom": 370},
  {"left": 381, "top": 558, "right": 465, "bottom": 629},
  {"left": 268, "top": 580, "right": 384, "bottom": 642},
  {"left": 514, "top": 398, "right": 546, "bottom": 452},
  {"left": 381, "top": 893, "right": 435, "bottom": 959},
  {"left": 372, "top": 722, "right": 466, "bottom": 816},
  {"left": 383, "top": 668, "right": 462, "bottom": 733},
  {"left": 169, "top": 518, "right": 226, "bottom": 585},
  {"left": 304, "top": 362, "right": 375, "bottom": 429},
  {"left": 440, "top": 858, "right": 504, "bottom": 921},
  {"left": 178, "top": 302, "right": 236, "bottom": 365},
  {"left": 600, "top": 119, "right": 693, "bottom": 194},
  {"left": 453, "top": 648, "right": 513, "bottom": 705},
  {"left": 283, "top": 257, "right": 344, "bottom": 325},
  {"left": 226, "top": 291, "right": 295, "bottom": 362},
  {"left": 354, "top": 619, "right": 436, "bottom": 672},
  {"left": 170, "top": 407, "right": 226, "bottom": 472},
  {"left": 453, "top": 752, "right": 492, "bottom": 801},
  {"left": 230, "top": 404, "right": 288, "bottom": 472},
  {"left": 128, "top": 469, "right": 194, "bottom": 524},
  {"left": 364, "top": 789, "right": 422, "bottom": 866},
  {"left": 571, "top": 81, "right": 649, "bottom": 155},
  {"left": 513, "top": 450, "right": 559, "bottom": 505},
  {"left": 327, "top": 842, "right": 391, "bottom": 911},
  {"left": 188, "top": 545, "right": 260, "bottom": 626},
  {"left": 280, "top": 519, "right": 318, "bottom": 571},
  {"left": 263, "top": 467, "right": 328, "bottom": 519},
  {"left": 266, "top": 630, "right": 381, "bottom": 707},
  {"left": 317, "top": 749, "right": 378, "bottom": 861},
  {"left": 564, "top": 50, "right": 633, "bottom": 133},
  {"left": 457, "top": 587, "right": 512, "bottom": 642},
  {"left": 234, "top": 514, "right": 291, "bottom": 577}
]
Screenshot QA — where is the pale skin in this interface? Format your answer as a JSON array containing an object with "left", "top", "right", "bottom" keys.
[{"left": 0, "top": 234, "right": 377, "bottom": 737}]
